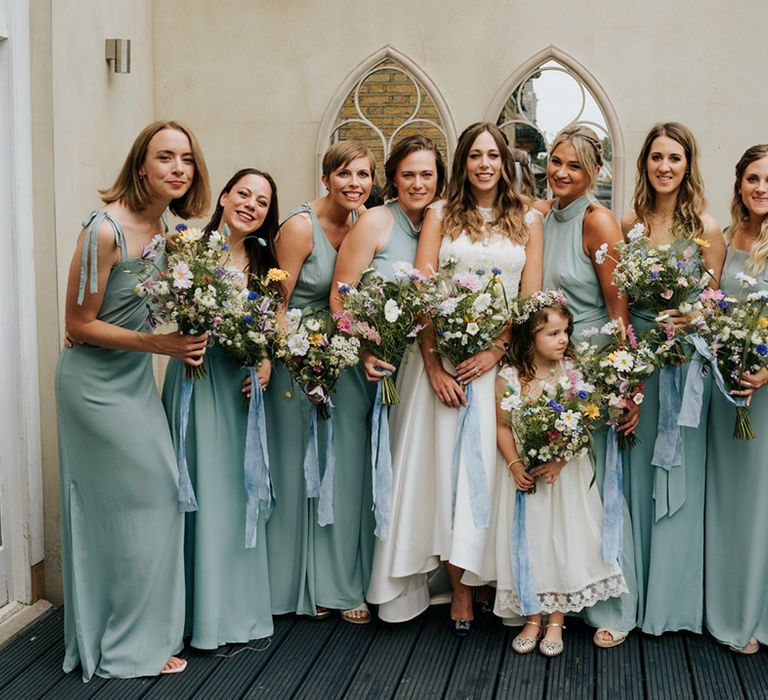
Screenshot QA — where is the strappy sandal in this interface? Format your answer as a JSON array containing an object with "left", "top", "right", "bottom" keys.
[
  {"left": 160, "top": 657, "right": 188, "bottom": 675},
  {"left": 312, "top": 606, "right": 332, "bottom": 621},
  {"left": 729, "top": 637, "right": 760, "bottom": 655},
  {"left": 593, "top": 627, "right": 629, "bottom": 648},
  {"left": 539, "top": 622, "right": 566, "bottom": 657},
  {"left": 512, "top": 618, "right": 543, "bottom": 654},
  {"left": 341, "top": 602, "right": 371, "bottom": 625}
]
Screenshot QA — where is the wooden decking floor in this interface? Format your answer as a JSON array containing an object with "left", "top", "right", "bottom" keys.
[{"left": 2, "top": 605, "right": 768, "bottom": 699}]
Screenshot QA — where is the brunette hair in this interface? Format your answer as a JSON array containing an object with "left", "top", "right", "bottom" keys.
[
  {"left": 509, "top": 301, "right": 574, "bottom": 385},
  {"left": 381, "top": 134, "right": 446, "bottom": 200},
  {"left": 549, "top": 124, "right": 604, "bottom": 194},
  {"left": 631, "top": 122, "right": 707, "bottom": 239},
  {"left": 100, "top": 120, "right": 210, "bottom": 218},
  {"left": 322, "top": 140, "right": 376, "bottom": 181},
  {"left": 728, "top": 144, "right": 768, "bottom": 275},
  {"left": 511, "top": 147, "right": 537, "bottom": 198},
  {"left": 443, "top": 122, "right": 530, "bottom": 245},
  {"left": 203, "top": 169, "right": 280, "bottom": 292}
]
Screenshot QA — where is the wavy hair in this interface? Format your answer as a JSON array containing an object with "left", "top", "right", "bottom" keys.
[
  {"left": 382, "top": 134, "right": 446, "bottom": 201},
  {"left": 728, "top": 144, "right": 768, "bottom": 275},
  {"left": 631, "top": 122, "right": 707, "bottom": 239},
  {"left": 549, "top": 124, "right": 604, "bottom": 194},
  {"left": 443, "top": 122, "right": 530, "bottom": 245}
]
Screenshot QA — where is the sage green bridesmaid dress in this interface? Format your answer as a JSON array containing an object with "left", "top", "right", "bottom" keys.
[
  {"left": 56, "top": 211, "right": 184, "bottom": 681},
  {"left": 265, "top": 203, "right": 374, "bottom": 615},
  {"left": 162, "top": 344, "right": 273, "bottom": 648},
  {"left": 366, "top": 200, "right": 421, "bottom": 283},
  {"left": 705, "top": 246, "right": 768, "bottom": 648},
  {"left": 627, "top": 238, "right": 710, "bottom": 635},
  {"left": 542, "top": 195, "right": 639, "bottom": 634}
]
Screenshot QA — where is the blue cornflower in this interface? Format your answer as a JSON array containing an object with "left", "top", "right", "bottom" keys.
[
  {"left": 338, "top": 283, "right": 351, "bottom": 294},
  {"left": 578, "top": 390, "right": 588, "bottom": 399},
  {"left": 649, "top": 272, "right": 660, "bottom": 281},
  {"left": 548, "top": 400, "right": 564, "bottom": 412},
  {"left": 718, "top": 300, "right": 728, "bottom": 308},
  {"left": 492, "top": 267, "right": 502, "bottom": 275},
  {"left": 221, "top": 243, "right": 230, "bottom": 251},
  {"left": 757, "top": 344, "right": 768, "bottom": 357},
  {"left": 175, "top": 223, "right": 187, "bottom": 232},
  {"left": 248, "top": 291, "right": 260, "bottom": 300},
  {"left": 243, "top": 314, "right": 254, "bottom": 324},
  {"left": 214, "top": 267, "right": 226, "bottom": 277}
]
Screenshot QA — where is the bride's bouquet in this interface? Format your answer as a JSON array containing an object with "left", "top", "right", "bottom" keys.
[
  {"left": 576, "top": 319, "right": 656, "bottom": 449},
  {"left": 275, "top": 308, "right": 360, "bottom": 419},
  {"left": 334, "top": 261, "right": 426, "bottom": 405},
  {"left": 500, "top": 366, "right": 600, "bottom": 493},
  {"left": 692, "top": 281, "right": 768, "bottom": 439},
  {"left": 135, "top": 224, "right": 242, "bottom": 378},
  {"left": 423, "top": 258, "right": 509, "bottom": 369}
]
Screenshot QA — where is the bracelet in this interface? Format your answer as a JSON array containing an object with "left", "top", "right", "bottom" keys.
[{"left": 507, "top": 458, "right": 524, "bottom": 471}]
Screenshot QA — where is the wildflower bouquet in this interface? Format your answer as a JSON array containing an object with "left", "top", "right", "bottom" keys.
[
  {"left": 423, "top": 258, "right": 509, "bottom": 370},
  {"left": 275, "top": 307, "right": 360, "bottom": 419},
  {"left": 216, "top": 269, "right": 288, "bottom": 372},
  {"left": 693, "top": 279, "right": 768, "bottom": 439},
  {"left": 335, "top": 261, "right": 426, "bottom": 405},
  {"left": 500, "top": 365, "right": 600, "bottom": 492},
  {"left": 576, "top": 319, "right": 656, "bottom": 449},
  {"left": 135, "top": 224, "right": 242, "bottom": 378}
]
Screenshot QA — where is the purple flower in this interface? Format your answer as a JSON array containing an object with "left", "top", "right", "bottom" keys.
[
  {"left": 214, "top": 267, "right": 226, "bottom": 277},
  {"left": 649, "top": 272, "right": 660, "bottom": 281},
  {"left": 221, "top": 243, "right": 230, "bottom": 251},
  {"left": 549, "top": 400, "right": 564, "bottom": 412},
  {"left": 492, "top": 267, "right": 502, "bottom": 275}
]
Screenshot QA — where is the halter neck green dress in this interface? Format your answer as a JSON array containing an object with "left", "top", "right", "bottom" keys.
[
  {"left": 162, "top": 341, "right": 273, "bottom": 648},
  {"left": 366, "top": 200, "right": 421, "bottom": 282},
  {"left": 627, "top": 237, "right": 710, "bottom": 635},
  {"left": 542, "top": 195, "right": 638, "bottom": 634},
  {"left": 56, "top": 211, "right": 184, "bottom": 680},
  {"left": 265, "top": 202, "right": 374, "bottom": 615},
  {"left": 705, "top": 245, "right": 768, "bottom": 648}
]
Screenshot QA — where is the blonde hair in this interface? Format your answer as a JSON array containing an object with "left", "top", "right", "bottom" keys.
[
  {"left": 100, "top": 120, "right": 210, "bottom": 219},
  {"left": 443, "top": 122, "right": 530, "bottom": 245},
  {"left": 511, "top": 148, "right": 537, "bottom": 198},
  {"left": 322, "top": 140, "right": 376, "bottom": 181},
  {"left": 631, "top": 122, "right": 707, "bottom": 239},
  {"left": 729, "top": 144, "right": 768, "bottom": 275},
  {"left": 549, "top": 125, "right": 603, "bottom": 193}
]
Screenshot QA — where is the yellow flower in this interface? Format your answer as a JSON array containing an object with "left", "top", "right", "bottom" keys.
[
  {"left": 758, "top": 316, "right": 768, "bottom": 329},
  {"left": 693, "top": 237, "right": 710, "bottom": 249},
  {"left": 309, "top": 332, "right": 325, "bottom": 346},
  {"left": 267, "top": 268, "right": 290, "bottom": 282},
  {"left": 584, "top": 404, "right": 600, "bottom": 419}
]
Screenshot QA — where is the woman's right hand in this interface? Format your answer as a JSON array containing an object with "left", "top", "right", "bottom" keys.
[
  {"left": 426, "top": 361, "right": 466, "bottom": 409},
  {"left": 157, "top": 331, "right": 209, "bottom": 366},
  {"left": 361, "top": 349, "right": 396, "bottom": 382},
  {"left": 510, "top": 461, "right": 535, "bottom": 491},
  {"left": 658, "top": 308, "right": 690, "bottom": 330}
]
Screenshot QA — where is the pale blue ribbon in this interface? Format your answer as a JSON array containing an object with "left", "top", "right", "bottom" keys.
[
  {"left": 302, "top": 403, "right": 336, "bottom": 526},
  {"left": 176, "top": 377, "right": 199, "bottom": 512},
  {"left": 601, "top": 427, "right": 624, "bottom": 563},
  {"left": 450, "top": 383, "right": 490, "bottom": 529},
  {"left": 370, "top": 378, "right": 392, "bottom": 539},
  {"left": 77, "top": 210, "right": 124, "bottom": 304},
  {"left": 687, "top": 334, "right": 746, "bottom": 409},
  {"left": 512, "top": 489, "right": 540, "bottom": 615},
  {"left": 244, "top": 369, "right": 273, "bottom": 548}
]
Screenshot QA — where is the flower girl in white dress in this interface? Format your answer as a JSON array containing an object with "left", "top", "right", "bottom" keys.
[{"left": 495, "top": 293, "right": 627, "bottom": 656}]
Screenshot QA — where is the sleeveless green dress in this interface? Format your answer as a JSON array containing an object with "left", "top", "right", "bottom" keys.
[
  {"left": 162, "top": 342, "right": 273, "bottom": 648},
  {"left": 705, "top": 246, "right": 768, "bottom": 648},
  {"left": 366, "top": 200, "right": 420, "bottom": 282},
  {"left": 627, "top": 239, "right": 710, "bottom": 634},
  {"left": 56, "top": 211, "right": 184, "bottom": 680},
  {"left": 542, "top": 195, "right": 639, "bottom": 633},
  {"left": 265, "top": 202, "right": 374, "bottom": 614}
]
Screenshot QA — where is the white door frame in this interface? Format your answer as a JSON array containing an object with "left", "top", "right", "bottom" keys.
[{"left": 0, "top": 0, "right": 44, "bottom": 609}]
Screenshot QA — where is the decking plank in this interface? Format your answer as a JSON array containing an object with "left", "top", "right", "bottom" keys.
[
  {"left": 641, "top": 632, "right": 694, "bottom": 700},
  {"left": 545, "top": 618, "right": 595, "bottom": 700},
  {"left": 595, "top": 629, "right": 643, "bottom": 700},
  {"left": 342, "top": 615, "right": 428, "bottom": 700},
  {"left": 1, "top": 643, "right": 69, "bottom": 699},
  {"left": 443, "top": 616, "right": 506, "bottom": 700},
  {"left": 733, "top": 648, "right": 768, "bottom": 700},
  {"left": 0, "top": 608, "right": 64, "bottom": 689},
  {"left": 686, "top": 633, "right": 744, "bottom": 700},
  {"left": 494, "top": 624, "right": 548, "bottom": 700},
  {"left": 40, "top": 668, "right": 109, "bottom": 699}
]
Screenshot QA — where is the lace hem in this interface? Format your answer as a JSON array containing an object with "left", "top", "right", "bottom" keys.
[{"left": 496, "top": 573, "right": 628, "bottom": 615}]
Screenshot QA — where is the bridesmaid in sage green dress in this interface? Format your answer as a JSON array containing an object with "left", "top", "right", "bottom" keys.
[
  {"left": 620, "top": 123, "right": 724, "bottom": 636},
  {"left": 163, "top": 168, "right": 280, "bottom": 648},
  {"left": 56, "top": 122, "right": 210, "bottom": 680},
  {"left": 705, "top": 144, "right": 768, "bottom": 654},
  {"left": 536, "top": 125, "right": 639, "bottom": 649},
  {"left": 265, "top": 141, "right": 375, "bottom": 622}
]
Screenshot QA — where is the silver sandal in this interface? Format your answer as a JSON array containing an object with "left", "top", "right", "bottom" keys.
[
  {"left": 539, "top": 622, "right": 566, "bottom": 657},
  {"left": 512, "top": 619, "right": 543, "bottom": 654}
]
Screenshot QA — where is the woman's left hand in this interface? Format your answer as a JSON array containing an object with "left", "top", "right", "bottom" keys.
[
  {"left": 658, "top": 308, "right": 690, "bottom": 330},
  {"left": 732, "top": 368, "right": 768, "bottom": 405},
  {"left": 529, "top": 458, "right": 566, "bottom": 485},
  {"left": 454, "top": 348, "right": 500, "bottom": 384},
  {"left": 242, "top": 359, "right": 272, "bottom": 400},
  {"left": 617, "top": 401, "right": 641, "bottom": 434}
]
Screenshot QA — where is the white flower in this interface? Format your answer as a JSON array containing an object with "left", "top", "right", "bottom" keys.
[
  {"left": 595, "top": 242, "right": 608, "bottom": 264},
  {"left": 438, "top": 298, "right": 459, "bottom": 315},
  {"left": 156, "top": 280, "right": 169, "bottom": 295},
  {"left": 171, "top": 261, "right": 193, "bottom": 289},
  {"left": 471, "top": 293, "right": 492, "bottom": 313},
  {"left": 633, "top": 392, "right": 644, "bottom": 405},
  {"left": 736, "top": 272, "right": 757, "bottom": 287},
  {"left": 500, "top": 394, "right": 522, "bottom": 412},
  {"left": 610, "top": 349, "right": 634, "bottom": 371},
  {"left": 305, "top": 318, "right": 321, "bottom": 332},
  {"left": 627, "top": 223, "right": 646, "bottom": 241},
  {"left": 392, "top": 260, "right": 416, "bottom": 280},
  {"left": 580, "top": 327, "right": 599, "bottom": 339},
  {"left": 285, "top": 308, "right": 302, "bottom": 332},
  {"left": 286, "top": 333, "right": 310, "bottom": 356},
  {"left": 207, "top": 230, "right": 222, "bottom": 249},
  {"left": 657, "top": 243, "right": 671, "bottom": 252},
  {"left": 465, "top": 322, "right": 480, "bottom": 336},
  {"left": 600, "top": 319, "right": 619, "bottom": 335},
  {"left": 384, "top": 299, "right": 402, "bottom": 323}
]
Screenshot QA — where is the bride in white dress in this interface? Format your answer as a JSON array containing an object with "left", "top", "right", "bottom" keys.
[{"left": 367, "top": 123, "right": 543, "bottom": 631}]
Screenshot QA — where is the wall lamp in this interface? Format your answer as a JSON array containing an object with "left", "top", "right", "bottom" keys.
[{"left": 105, "top": 39, "right": 131, "bottom": 74}]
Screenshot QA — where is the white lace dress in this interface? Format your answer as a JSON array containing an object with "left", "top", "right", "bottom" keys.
[
  {"left": 366, "top": 201, "right": 536, "bottom": 622},
  {"left": 493, "top": 364, "right": 627, "bottom": 619}
]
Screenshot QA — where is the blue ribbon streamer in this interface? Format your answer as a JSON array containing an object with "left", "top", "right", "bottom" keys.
[
  {"left": 450, "top": 383, "right": 490, "bottom": 529},
  {"left": 651, "top": 365, "right": 684, "bottom": 469},
  {"left": 176, "top": 377, "right": 199, "bottom": 512},
  {"left": 601, "top": 427, "right": 624, "bottom": 563},
  {"left": 244, "top": 369, "right": 273, "bottom": 548},
  {"left": 512, "top": 489, "right": 540, "bottom": 615},
  {"left": 302, "top": 402, "right": 336, "bottom": 526},
  {"left": 370, "top": 378, "right": 393, "bottom": 539},
  {"left": 688, "top": 334, "right": 746, "bottom": 409}
]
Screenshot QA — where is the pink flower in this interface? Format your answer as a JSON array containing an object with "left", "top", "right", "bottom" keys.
[
  {"left": 455, "top": 273, "right": 481, "bottom": 291},
  {"left": 700, "top": 288, "right": 725, "bottom": 302},
  {"left": 660, "top": 288, "right": 674, "bottom": 300}
]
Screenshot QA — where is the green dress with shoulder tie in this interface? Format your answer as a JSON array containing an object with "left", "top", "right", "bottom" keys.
[
  {"left": 56, "top": 211, "right": 185, "bottom": 681},
  {"left": 265, "top": 202, "right": 374, "bottom": 614},
  {"left": 705, "top": 246, "right": 768, "bottom": 648},
  {"left": 542, "top": 195, "right": 639, "bottom": 634}
]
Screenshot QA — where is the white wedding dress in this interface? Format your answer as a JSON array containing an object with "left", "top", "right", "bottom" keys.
[{"left": 366, "top": 202, "right": 535, "bottom": 622}]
